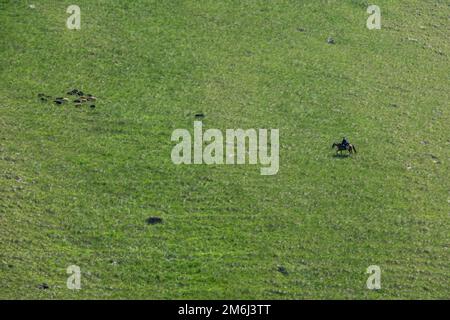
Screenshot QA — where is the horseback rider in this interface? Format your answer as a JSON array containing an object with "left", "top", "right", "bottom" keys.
[{"left": 341, "top": 137, "right": 349, "bottom": 149}]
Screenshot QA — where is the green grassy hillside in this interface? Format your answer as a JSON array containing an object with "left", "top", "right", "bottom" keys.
[{"left": 0, "top": 0, "right": 449, "bottom": 299}]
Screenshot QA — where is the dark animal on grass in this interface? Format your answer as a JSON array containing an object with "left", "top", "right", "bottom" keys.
[
  {"left": 332, "top": 142, "right": 357, "bottom": 155},
  {"left": 146, "top": 217, "right": 163, "bottom": 225}
]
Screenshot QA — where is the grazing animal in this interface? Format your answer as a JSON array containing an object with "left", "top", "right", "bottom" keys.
[
  {"left": 67, "top": 89, "right": 79, "bottom": 95},
  {"left": 54, "top": 97, "right": 69, "bottom": 105},
  {"left": 146, "top": 217, "right": 163, "bottom": 225},
  {"left": 332, "top": 142, "right": 357, "bottom": 155}
]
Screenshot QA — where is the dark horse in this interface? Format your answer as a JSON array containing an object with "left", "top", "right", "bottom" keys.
[{"left": 332, "top": 142, "right": 357, "bottom": 155}]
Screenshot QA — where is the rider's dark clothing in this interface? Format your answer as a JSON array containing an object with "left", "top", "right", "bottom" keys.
[{"left": 341, "top": 138, "right": 349, "bottom": 148}]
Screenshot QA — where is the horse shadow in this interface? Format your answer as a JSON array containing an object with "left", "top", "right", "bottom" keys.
[{"left": 332, "top": 153, "right": 350, "bottom": 159}]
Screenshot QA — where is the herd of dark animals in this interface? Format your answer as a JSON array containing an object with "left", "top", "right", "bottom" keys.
[{"left": 37, "top": 89, "right": 96, "bottom": 109}]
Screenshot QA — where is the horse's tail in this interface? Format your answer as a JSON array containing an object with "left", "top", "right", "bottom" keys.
[{"left": 352, "top": 144, "right": 357, "bottom": 153}]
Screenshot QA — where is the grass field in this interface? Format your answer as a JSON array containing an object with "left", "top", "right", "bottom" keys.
[{"left": 0, "top": 0, "right": 449, "bottom": 299}]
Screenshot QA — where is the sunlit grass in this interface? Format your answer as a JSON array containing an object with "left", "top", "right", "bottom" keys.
[{"left": 0, "top": 0, "right": 448, "bottom": 299}]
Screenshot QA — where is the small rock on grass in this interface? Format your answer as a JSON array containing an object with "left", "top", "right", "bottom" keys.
[
  {"left": 327, "top": 37, "right": 335, "bottom": 44},
  {"left": 277, "top": 266, "right": 289, "bottom": 276},
  {"left": 429, "top": 154, "right": 441, "bottom": 164},
  {"left": 38, "top": 283, "right": 49, "bottom": 290}
]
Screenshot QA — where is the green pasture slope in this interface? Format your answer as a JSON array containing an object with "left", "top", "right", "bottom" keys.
[{"left": 0, "top": 0, "right": 449, "bottom": 299}]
